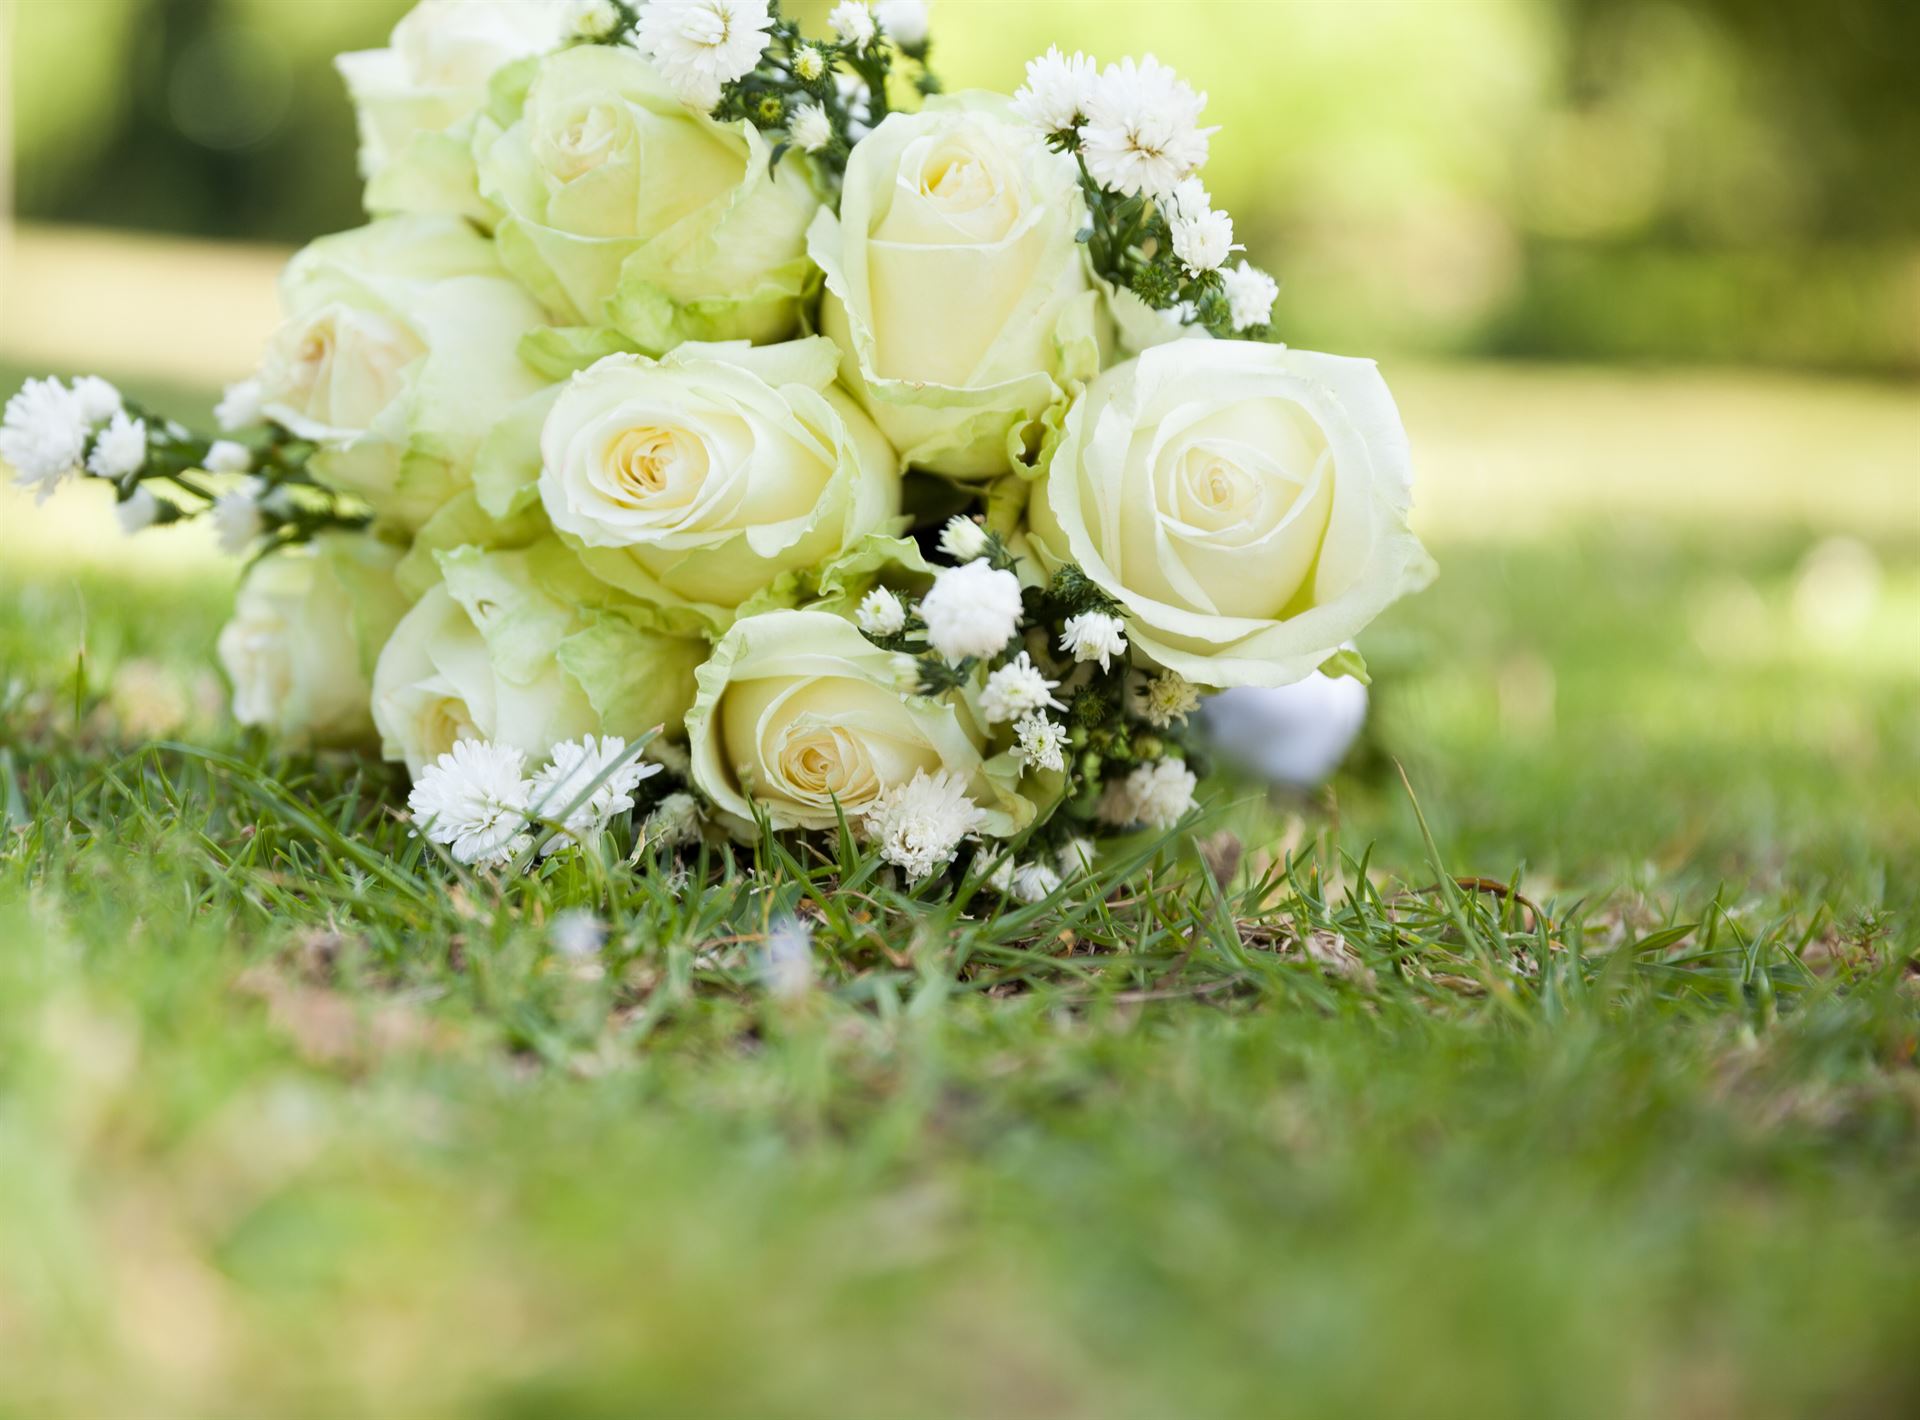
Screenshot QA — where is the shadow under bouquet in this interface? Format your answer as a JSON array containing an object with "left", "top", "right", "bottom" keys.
[{"left": 2, "top": 0, "right": 1433, "bottom": 898}]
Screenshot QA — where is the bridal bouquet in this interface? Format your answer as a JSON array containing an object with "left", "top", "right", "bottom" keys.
[{"left": 3, "top": 0, "right": 1432, "bottom": 897}]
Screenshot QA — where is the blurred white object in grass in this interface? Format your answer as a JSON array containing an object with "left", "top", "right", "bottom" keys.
[
  {"left": 1201, "top": 673, "right": 1369, "bottom": 789},
  {"left": 1791, "top": 536, "right": 1881, "bottom": 643}
]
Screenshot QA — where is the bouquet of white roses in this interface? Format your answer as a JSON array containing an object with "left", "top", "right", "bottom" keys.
[{"left": 2, "top": 0, "right": 1432, "bottom": 897}]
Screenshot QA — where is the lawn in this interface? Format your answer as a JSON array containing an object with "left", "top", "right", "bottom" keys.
[{"left": 2, "top": 362, "right": 1917, "bottom": 1418}]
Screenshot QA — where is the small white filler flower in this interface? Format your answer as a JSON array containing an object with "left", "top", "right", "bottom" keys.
[
  {"left": 1165, "top": 178, "right": 1238, "bottom": 275},
  {"left": 980, "top": 652, "right": 1063, "bottom": 724},
  {"left": 1059, "top": 611, "right": 1127, "bottom": 672},
  {"left": 937, "top": 514, "right": 991, "bottom": 563},
  {"left": 528, "top": 734, "right": 660, "bottom": 850},
  {"left": 1219, "top": 260, "right": 1280, "bottom": 332},
  {"left": 1006, "top": 860, "right": 1063, "bottom": 904},
  {"left": 568, "top": 0, "right": 622, "bottom": 40},
  {"left": 1131, "top": 671, "right": 1201, "bottom": 728},
  {"left": 1081, "top": 55, "right": 1212, "bottom": 200},
  {"left": 203, "top": 439, "right": 253, "bottom": 475},
  {"left": 789, "top": 101, "right": 833, "bottom": 153},
  {"left": 829, "top": 1, "right": 877, "bottom": 49},
  {"left": 214, "top": 378, "right": 264, "bottom": 433},
  {"left": 70, "top": 376, "right": 123, "bottom": 423},
  {"left": 643, "top": 791, "right": 704, "bottom": 849},
  {"left": 861, "top": 768, "right": 986, "bottom": 882},
  {"left": 1, "top": 377, "right": 91, "bottom": 499},
  {"left": 856, "top": 586, "right": 907, "bottom": 637},
  {"left": 409, "top": 739, "right": 535, "bottom": 867},
  {"left": 1012, "top": 714, "right": 1068, "bottom": 773},
  {"left": 873, "top": 0, "right": 929, "bottom": 48},
  {"left": 86, "top": 411, "right": 149, "bottom": 481},
  {"left": 632, "top": 0, "right": 775, "bottom": 111},
  {"left": 918, "top": 560, "right": 1022, "bottom": 663},
  {"left": 1099, "top": 759, "right": 1197, "bottom": 829},
  {"left": 1010, "top": 45, "right": 1097, "bottom": 133},
  {"left": 211, "top": 485, "right": 265, "bottom": 556}
]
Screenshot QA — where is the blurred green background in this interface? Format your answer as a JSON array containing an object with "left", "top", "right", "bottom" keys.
[{"left": 8, "top": 0, "right": 1918, "bottom": 371}]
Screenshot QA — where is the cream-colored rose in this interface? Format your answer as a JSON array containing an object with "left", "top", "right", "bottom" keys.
[
  {"left": 685, "top": 609, "right": 1032, "bottom": 838},
  {"left": 476, "top": 44, "right": 821, "bottom": 351},
  {"left": 1028, "top": 340, "right": 1435, "bottom": 687},
  {"left": 536, "top": 339, "right": 902, "bottom": 626},
  {"left": 216, "top": 533, "right": 410, "bottom": 748},
  {"left": 254, "top": 216, "right": 550, "bottom": 531},
  {"left": 371, "top": 539, "right": 707, "bottom": 775},
  {"left": 810, "top": 93, "right": 1104, "bottom": 482},
  {"left": 336, "top": 0, "right": 569, "bottom": 221}
]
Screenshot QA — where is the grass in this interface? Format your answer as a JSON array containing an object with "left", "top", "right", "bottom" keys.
[{"left": 2, "top": 362, "right": 1918, "bottom": 1417}]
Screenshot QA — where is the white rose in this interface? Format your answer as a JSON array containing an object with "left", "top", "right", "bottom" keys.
[
  {"left": 685, "top": 609, "right": 1033, "bottom": 838},
  {"left": 336, "top": 0, "right": 570, "bottom": 221},
  {"left": 536, "top": 339, "right": 902, "bottom": 625},
  {"left": 216, "top": 533, "right": 411, "bottom": 748},
  {"left": 809, "top": 93, "right": 1104, "bottom": 482},
  {"left": 1028, "top": 340, "right": 1435, "bottom": 687},
  {"left": 253, "top": 216, "right": 550, "bottom": 531},
  {"left": 371, "top": 540, "right": 707, "bottom": 775},
  {"left": 476, "top": 43, "right": 822, "bottom": 351}
]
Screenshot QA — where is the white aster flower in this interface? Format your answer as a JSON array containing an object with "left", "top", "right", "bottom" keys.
[
  {"left": 1099, "top": 758, "right": 1197, "bottom": 829},
  {"left": 568, "top": 0, "right": 622, "bottom": 40},
  {"left": 86, "top": 410, "right": 148, "bottom": 481},
  {"left": 115, "top": 486, "right": 160, "bottom": 536},
  {"left": 1059, "top": 611, "right": 1127, "bottom": 672},
  {"left": 919, "top": 560, "right": 1022, "bottom": 663},
  {"left": 1165, "top": 179, "right": 1238, "bottom": 275},
  {"left": 1081, "top": 54, "right": 1212, "bottom": 199},
  {"left": 856, "top": 585, "right": 907, "bottom": 637},
  {"left": 550, "top": 909, "right": 607, "bottom": 959},
  {"left": 528, "top": 734, "right": 659, "bottom": 850},
  {"left": 202, "top": 438, "right": 252, "bottom": 475},
  {"left": 1219, "top": 260, "right": 1280, "bottom": 331},
  {"left": 1010, "top": 45, "right": 1097, "bottom": 133},
  {"left": 1007, "top": 860, "right": 1063, "bottom": 904},
  {"left": 214, "top": 378, "right": 264, "bottom": 433},
  {"left": 642, "top": 790, "right": 704, "bottom": 849},
  {"left": 70, "top": 376, "right": 123, "bottom": 424},
  {"left": 792, "top": 44, "right": 825, "bottom": 81},
  {"left": 632, "top": 0, "right": 773, "bottom": 111},
  {"left": 789, "top": 101, "right": 833, "bottom": 153},
  {"left": 409, "top": 739, "right": 535, "bottom": 867},
  {"left": 211, "top": 485, "right": 265, "bottom": 556},
  {"left": 829, "top": 1, "right": 876, "bottom": 48},
  {"left": 762, "top": 915, "right": 816, "bottom": 1000},
  {"left": 980, "top": 652, "right": 1063, "bottom": 724},
  {"left": 1, "top": 377, "right": 90, "bottom": 498},
  {"left": 861, "top": 768, "right": 986, "bottom": 883},
  {"left": 873, "top": 0, "right": 928, "bottom": 47},
  {"left": 1131, "top": 670, "right": 1201, "bottom": 728},
  {"left": 938, "top": 515, "right": 990, "bottom": 562},
  {"left": 1056, "top": 836, "right": 1097, "bottom": 879},
  {"left": 1012, "top": 713, "right": 1068, "bottom": 774}
]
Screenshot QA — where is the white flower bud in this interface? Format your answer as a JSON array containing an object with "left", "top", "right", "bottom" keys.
[{"left": 918, "top": 560, "right": 1022, "bottom": 664}]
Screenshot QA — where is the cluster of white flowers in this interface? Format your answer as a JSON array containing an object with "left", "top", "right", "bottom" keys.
[
  {"left": 1011, "top": 47, "right": 1276, "bottom": 333},
  {"left": 1, "top": 375, "right": 125, "bottom": 499},
  {"left": 861, "top": 768, "right": 987, "bottom": 882},
  {"left": 986, "top": 856, "right": 1063, "bottom": 905},
  {"left": 917, "top": 560, "right": 1023, "bottom": 664},
  {"left": 632, "top": 0, "right": 775, "bottom": 111},
  {"left": 408, "top": 734, "right": 661, "bottom": 867},
  {"left": 1098, "top": 758, "right": 1197, "bottom": 829}
]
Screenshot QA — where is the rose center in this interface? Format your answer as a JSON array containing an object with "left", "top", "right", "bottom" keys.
[
  {"left": 605, "top": 425, "right": 709, "bottom": 508},
  {"left": 776, "top": 726, "right": 880, "bottom": 807},
  {"left": 422, "top": 697, "right": 480, "bottom": 764},
  {"left": 549, "top": 104, "right": 622, "bottom": 179}
]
